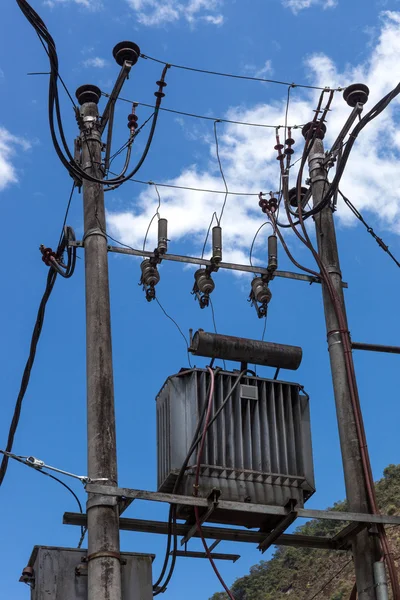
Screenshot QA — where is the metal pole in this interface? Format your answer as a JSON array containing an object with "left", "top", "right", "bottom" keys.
[
  {"left": 308, "top": 134, "right": 379, "bottom": 600},
  {"left": 76, "top": 85, "right": 122, "bottom": 600}
]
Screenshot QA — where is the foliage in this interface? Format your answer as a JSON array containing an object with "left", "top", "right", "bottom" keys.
[{"left": 210, "top": 465, "right": 400, "bottom": 600}]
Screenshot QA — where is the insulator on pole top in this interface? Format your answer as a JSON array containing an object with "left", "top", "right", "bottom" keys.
[
  {"left": 157, "top": 218, "right": 168, "bottom": 255},
  {"left": 212, "top": 226, "right": 222, "bottom": 264}
]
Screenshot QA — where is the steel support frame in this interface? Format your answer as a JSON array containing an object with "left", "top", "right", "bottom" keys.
[
  {"left": 64, "top": 512, "right": 372, "bottom": 552},
  {"left": 69, "top": 241, "right": 349, "bottom": 287},
  {"left": 85, "top": 484, "right": 400, "bottom": 526}
]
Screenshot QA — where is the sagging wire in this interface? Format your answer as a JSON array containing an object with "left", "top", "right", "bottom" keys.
[
  {"left": 249, "top": 221, "right": 274, "bottom": 267},
  {"left": 105, "top": 92, "right": 305, "bottom": 130},
  {"left": 0, "top": 450, "right": 87, "bottom": 548},
  {"left": 141, "top": 54, "right": 345, "bottom": 92},
  {"left": 155, "top": 297, "right": 193, "bottom": 368},
  {"left": 142, "top": 183, "right": 162, "bottom": 253},
  {"left": 338, "top": 189, "right": 400, "bottom": 269},
  {"left": 201, "top": 212, "right": 218, "bottom": 260},
  {"left": 214, "top": 120, "right": 229, "bottom": 223}
]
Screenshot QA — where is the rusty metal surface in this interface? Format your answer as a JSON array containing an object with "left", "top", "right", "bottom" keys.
[{"left": 190, "top": 331, "right": 303, "bottom": 369}]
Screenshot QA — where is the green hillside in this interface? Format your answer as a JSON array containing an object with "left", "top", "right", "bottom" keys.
[{"left": 210, "top": 465, "right": 400, "bottom": 600}]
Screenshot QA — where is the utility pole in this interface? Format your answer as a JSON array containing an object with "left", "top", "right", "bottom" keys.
[
  {"left": 307, "top": 132, "right": 379, "bottom": 600},
  {"left": 76, "top": 84, "right": 122, "bottom": 600}
]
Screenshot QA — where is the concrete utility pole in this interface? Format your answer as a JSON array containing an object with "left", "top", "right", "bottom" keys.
[
  {"left": 307, "top": 133, "right": 379, "bottom": 600},
  {"left": 76, "top": 84, "right": 122, "bottom": 600}
]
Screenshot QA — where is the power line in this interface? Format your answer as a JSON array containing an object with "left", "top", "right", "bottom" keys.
[
  {"left": 209, "top": 298, "right": 226, "bottom": 370},
  {"left": 249, "top": 221, "right": 274, "bottom": 267},
  {"left": 0, "top": 268, "right": 57, "bottom": 488},
  {"left": 307, "top": 559, "right": 353, "bottom": 600},
  {"left": 0, "top": 450, "right": 86, "bottom": 548},
  {"left": 155, "top": 297, "right": 193, "bottom": 367},
  {"left": 57, "top": 182, "right": 76, "bottom": 250},
  {"left": 108, "top": 170, "right": 260, "bottom": 196},
  {"left": 103, "top": 92, "right": 305, "bottom": 130},
  {"left": 214, "top": 120, "right": 229, "bottom": 223},
  {"left": 142, "top": 183, "right": 161, "bottom": 253},
  {"left": 338, "top": 189, "right": 400, "bottom": 269},
  {"left": 140, "top": 54, "right": 345, "bottom": 92}
]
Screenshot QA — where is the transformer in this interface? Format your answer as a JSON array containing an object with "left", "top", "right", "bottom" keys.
[
  {"left": 21, "top": 546, "right": 154, "bottom": 600},
  {"left": 156, "top": 368, "right": 315, "bottom": 530}
]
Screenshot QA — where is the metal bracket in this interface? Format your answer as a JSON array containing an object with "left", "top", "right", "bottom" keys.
[
  {"left": 180, "top": 489, "right": 220, "bottom": 546},
  {"left": 258, "top": 500, "right": 298, "bottom": 553},
  {"left": 169, "top": 550, "right": 240, "bottom": 563}
]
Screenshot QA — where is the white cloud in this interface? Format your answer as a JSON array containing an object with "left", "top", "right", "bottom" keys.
[
  {"left": 44, "top": 0, "right": 103, "bottom": 10},
  {"left": 107, "top": 11, "right": 400, "bottom": 266},
  {"left": 0, "top": 128, "right": 31, "bottom": 192},
  {"left": 125, "top": 0, "right": 224, "bottom": 26},
  {"left": 282, "top": 0, "right": 337, "bottom": 13},
  {"left": 83, "top": 56, "right": 108, "bottom": 68},
  {"left": 243, "top": 60, "right": 274, "bottom": 79}
]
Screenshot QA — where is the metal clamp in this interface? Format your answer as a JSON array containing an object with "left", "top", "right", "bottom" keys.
[
  {"left": 83, "top": 228, "right": 108, "bottom": 243},
  {"left": 86, "top": 551, "right": 125, "bottom": 564},
  {"left": 87, "top": 494, "right": 118, "bottom": 510}
]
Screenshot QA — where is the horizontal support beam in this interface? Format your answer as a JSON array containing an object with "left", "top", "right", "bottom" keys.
[
  {"left": 170, "top": 550, "right": 240, "bottom": 563},
  {"left": 85, "top": 485, "right": 400, "bottom": 525},
  {"left": 63, "top": 513, "right": 341, "bottom": 550},
  {"left": 352, "top": 342, "right": 400, "bottom": 355},
  {"left": 332, "top": 521, "right": 368, "bottom": 550},
  {"left": 70, "top": 241, "right": 348, "bottom": 287}
]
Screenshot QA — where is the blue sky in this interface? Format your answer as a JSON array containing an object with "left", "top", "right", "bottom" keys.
[{"left": 2, "top": 0, "right": 400, "bottom": 599}]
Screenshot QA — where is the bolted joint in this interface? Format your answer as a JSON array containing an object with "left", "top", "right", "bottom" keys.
[{"left": 75, "top": 84, "right": 102, "bottom": 106}]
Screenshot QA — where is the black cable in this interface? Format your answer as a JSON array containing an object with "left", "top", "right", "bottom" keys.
[
  {"left": 57, "top": 183, "right": 76, "bottom": 250},
  {"left": 0, "top": 451, "right": 86, "bottom": 548},
  {"left": 155, "top": 297, "right": 193, "bottom": 368},
  {"left": 141, "top": 54, "right": 344, "bottom": 92},
  {"left": 16, "top": 1, "right": 167, "bottom": 187},
  {"left": 0, "top": 268, "right": 57, "bottom": 487},
  {"left": 214, "top": 121, "right": 229, "bottom": 223},
  {"left": 105, "top": 93, "right": 304, "bottom": 130},
  {"left": 338, "top": 189, "right": 400, "bottom": 268},
  {"left": 300, "top": 82, "right": 400, "bottom": 221}
]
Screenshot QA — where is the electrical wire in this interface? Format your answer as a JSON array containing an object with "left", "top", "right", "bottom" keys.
[
  {"left": 193, "top": 367, "right": 236, "bottom": 600},
  {"left": 281, "top": 107, "right": 400, "bottom": 597},
  {"left": 213, "top": 121, "right": 229, "bottom": 223},
  {"left": 142, "top": 183, "right": 161, "bottom": 253},
  {"left": 338, "top": 189, "right": 400, "bottom": 268},
  {"left": 209, "top": 298, "right": 226, "bottom": 370},
  {"left": 249, "top": 221, "right": 274, "bottom": 267},
  {"left": 16, "top": 0, "right": 168, "bottom": 187},
  {"left": 141, "top": 54, "right": 344, "bottom": 92},
  {"left": 103, "top": 93, "right": 305, "bottom": 130},
  {"left": 155, "top": 297, "right": 193, "bottom": 368},
  {"left": 0, "top": 450, "right": 86, "bottom": 548},
  {"left": 306, "top": 558, "right": 353, "bottom": 600},
  {"left": 57, "top": 182, "right": 76, "bottom": 249},
  {"left": 201, "top": 212, "right": 218, "bottom": 260},
  {"left": 0, "top": 267, "right": 57, "bottom": 488},
  {"left": 108, "top": 170, "right": 261, "bottom": 196}
]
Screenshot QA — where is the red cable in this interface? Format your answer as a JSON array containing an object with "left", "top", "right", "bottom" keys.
[
  {"left": 285, "top": 112, "right": 400, "bottom": 597},
  {"left": 193, "top": 367, "right": 236, "bottom": 600}
]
